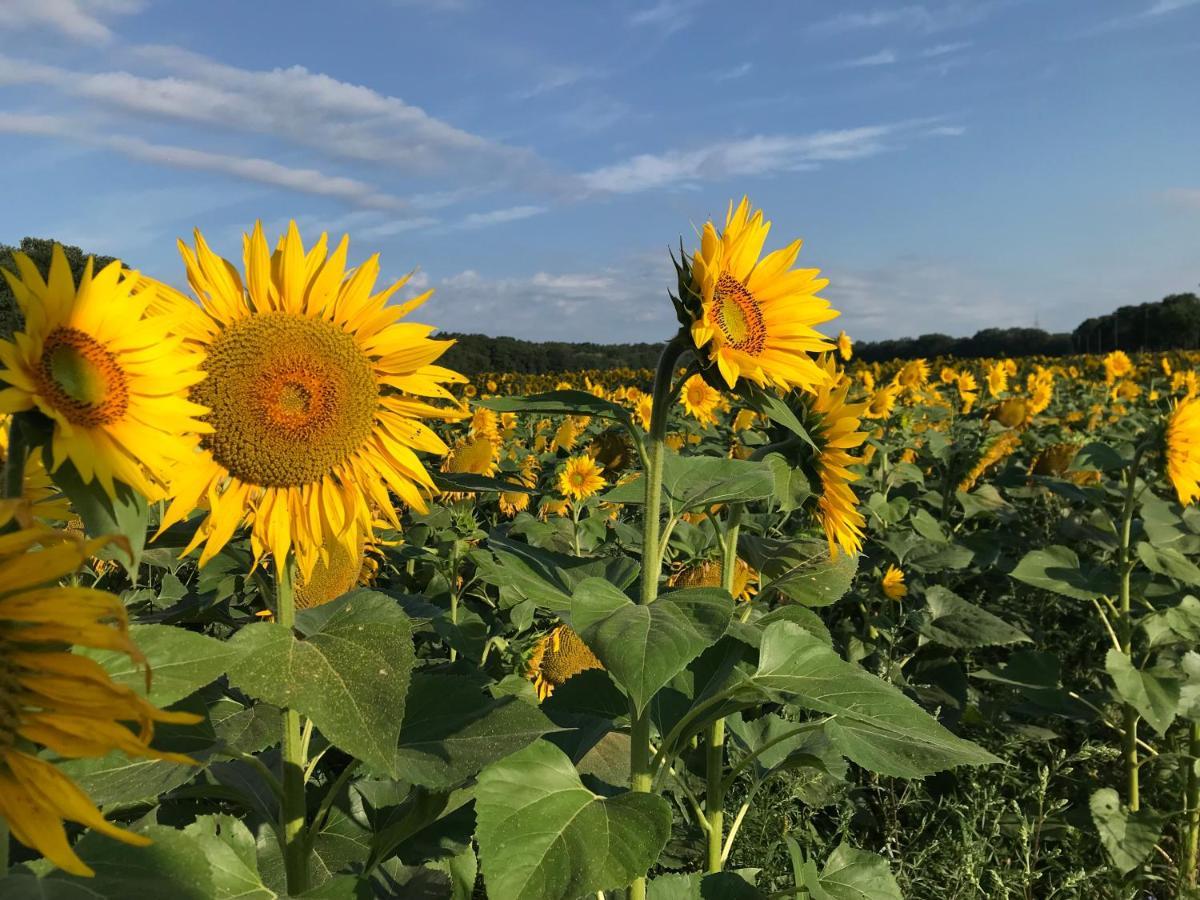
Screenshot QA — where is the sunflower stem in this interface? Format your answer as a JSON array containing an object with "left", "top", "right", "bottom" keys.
[
  {"left": 1117, "top": 449, "right": 1144, "bottom": 813},
  {"left": 629, "top": 331, "right": 688, "bottom": 900},
  {"left": 705, "top": 504, "right": 742, "bottom": 873},
  {"left": 276, "top": 557, "right": 310, "bottom": 895}
]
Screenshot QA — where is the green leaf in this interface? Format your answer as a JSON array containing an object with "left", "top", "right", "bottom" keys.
[
  {"left": 394, "top": 673, "right": 557, "bottom": 789},
  {"left": 1137, "top": 541, "right": 1200, "bottom": 586},
  {"left": 1073, "top": 441, "right": 1126, "bottom": 471},
  {"left": 79, "top": 624, "right": 237, "bottom": 707},
  {"left": 182, "top": 815, "right": 277, "bottom": 899},
  {"left": 49, "top": 457, "right": 147, "bottom": 576},
  {"left": 431, "top": 472, "right": 538, "bottom": 495},
  {"left": 817, "top": 845, "right": 902, "bottom": 900},
  {"left": 477, "top": 390, "right": 633, "bottom": 427},
  {"left": 56, "top": 753, "right": 201, "bottom": 809},
  {"left": 600, "top": 452, "right": 774, "bottom": 513},
  {"left": 475, "top": 740, "right": 671, "bottom": 900},
  {"left": 1089, "top": 788, "right": 1163, "bottom": 874},
  {"left": 956, "top": 484, "right": 1012, "bottom": 519},
  {"left": 1143, "top": 595, "right": 1200, "bottom": 647},
  {"left": 43, "top": 824, "right": 218, "bottom": 898},
  {"left": 0, "top": 875, "right": 105, "bottom": 898},
  {"left": 749, "top": 622, "right": 999, "bottom": 776},
  {"left": 738, "top": 382, "right": 817, "bottom": 450},
  {"left": 570, "top": 578, "right": 734, "bottom": 715},
  {"left": 1010, "top": 545, "right": 1117, "bottom": 601},
  {"left": 749, "top": 540, "right": 857, "bottom": 608},
  {"left": 225, "top": 591, "right": 414, "bottom": 776},
  {"left": 1105, "top": 649, "right": 1179, "bottom": 735},
  {"left": 647, "top": 870, "right": 765, "bottom": 899},
  {"left": 919, "top": 586, "right": 1030, "bottom": 648}
]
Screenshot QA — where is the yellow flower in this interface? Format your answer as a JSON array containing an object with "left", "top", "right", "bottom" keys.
[
  {"left": 0, "top": 415, "right": 71, "bottom": 527},
  {"left": 986, "top": 362, "right": 1008, "bottom": 397},
  {"left": 539, "top": 497, "right": 570, "bottom": 519},
  {"left": 635, "top": 395, "right": 654, "bottom": 431},
  {"left": 687, "top": 197, "right": 836, "bottom": 391},
  {"left": 669, "top": 557, "right": 758, "bottom": 602},
  {"left": 881, "top": 564, "right": 907, "bottom": 600},
  {"left": 956, "top": 372, "right": 979, "bottom": 414},
  {"left": 939, "top": 366, "right": 958, "bottom": 385},
  {"left": 158, "top": 222, "right": 463, "bottom": 579},
  {"left": 1104, "top": 350, "right": 1132, "bottom": 384},
  {"left": 0, "top": 245, "right": 208, "bottom": 500},
  {"left": 443, "top": 435, "right": 498, "bottom": 478},
  {"left": 664, "top": 433, "right": 685, "bottom": 451},
  {"left": 1162, "top": 356, "right": 1173, "bottom": 377},
  {"left": 861, "top": 370, "right": 876, "bottom": 392},
  {"left": 1028, "top": 379, "right": 1053, "bottom": 415},
  {"left": 469, "top": 406, "right": 500, "bottom": 441},
  {"left": 991, "top": 398, "right": 1029, "bottom": 429},
  {"left": 836, "top": 330, "right": 853, "bottom": 362},
  {"left": 809, "top": 357, "right": 868, "bottom": 558},
  {"left": 959, "top": 429, "right": 1022, "bottom": 492},
  {"left": 865, "top": 384, "right": 899, "bottom": 419},
  {"left": 551, "top": 418, "right": 580, "bottom": 452},
  {"left": 1166, "top": 397, "right": 1200, "bottom": 505},
  {"left": 680, "top": 374, "right": 720, "bottom": 426},
  {"left": 526, "top": 624, "right": 604, "bottom": 700},
  {"left": 732, "top": 409, "right": 758, "bottom": 433},
  {"left": 558, "top": 454, "right": 606, "bottom": 502},
  {"left": 0, "top": 528, "right": 199, "bottom": 876},
  {"left": 896, "top": 359, "right": 929, "bottom": 393},
  {"left": 295, "top": 534, "right": 378, "bottom": 609}
]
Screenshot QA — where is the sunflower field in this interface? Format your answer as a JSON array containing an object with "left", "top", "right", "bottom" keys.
[{"left": 1, "top": 200, "right": 1199, "bottom": 899}]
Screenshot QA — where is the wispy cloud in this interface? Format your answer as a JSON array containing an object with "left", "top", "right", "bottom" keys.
[
  {"left": 455, "top": 205, "right": 548, "bottom": 229},
  {"left": 628, "top": 0, "right": 701, "bottom": 33},
  {"left": 580, "top": 121, "right": 954, "bottom": 194},
  {"left": 1163, "top": 188, "right": 1200, "bottom": 209},
  {"left": 837, "top": 49, "right": 898, "bottom": 68},
  {"left": 0, "top": 112, "right": 412, "bottom": 209},
  {"left": 510, "top": 66, "right": 602, "bottom": 100},
  {"left": 714, "top": 62, "right": 753, "bottom": 82},
  {"left": 920, "top": 40, "right": 973, "bottom": 57},
  {"left": 0, "top": 0, "right": 144, "bottom": 44},
  {"left": 1086, "top": 0, "right": 1200, "bottom": 33},
  {"left": 810, "top": 4, "right": 990, "bottom": 36}
]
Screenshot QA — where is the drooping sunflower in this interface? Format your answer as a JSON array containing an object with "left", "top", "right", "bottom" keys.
[
  {"left": 669, "top": 557, "right": 759, "bottom": 602},
  {"left": 1166, "top": 396, "right": 1200, "bottom": 505},
  {"left": 685, "top": 197, "right": 837, "bottom": 391},
  {"left": 0, "top": 527, "right": 199, "bottom": 876},
  {"left": 158, "top": 223, "right": 464, "bottom": 578},
  {"left": 526, "top": 623, "right": 603, "bottom": 700},
  {"left": 680, "top": 374, "right": 721, "bottom": 426},
  {"left": 294, "top": 532, "right": 381, "bottom": 609},
  {"left": 808, "top": 356, "right": 868, "bottom": 558},
  {"left": 0, "top": 246, "right": 209, "bottom": 501},
  {"left": 558, "top": 455, "right": 606, "bottom": 502}
]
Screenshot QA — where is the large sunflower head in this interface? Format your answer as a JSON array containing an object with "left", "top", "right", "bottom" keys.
[
  {"left": 0, "top": 245, "right": 209, "bottom": 501},
  {"left": 1166, "top": 396, "right": 1200, "bottom": 505},
  {"left": 0, "top": 527, "right": 199, "bottom": 876},
  {"left": 806, "top": 356, "right": 868, "bottom": 558},
  {"left": 158, "top": 222, "right": 465, "bottom": 579},
  {"left": 683, "top": 197, "right": 837, "bottom": 392}
]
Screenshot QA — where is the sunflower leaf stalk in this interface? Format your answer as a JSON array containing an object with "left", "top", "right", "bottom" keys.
[{"left": 275, "top": 557, "right": 310, "bottom": 895}]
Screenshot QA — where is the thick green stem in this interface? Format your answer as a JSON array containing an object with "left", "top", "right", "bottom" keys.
[
  {"left": 1183, "top": 721, "right": 1200, "bottom": 890},
  {"left": 705, "top": 504, "right": 742, "bottom": 873},
  {"left": 1117, "top": 450, "right": 1144, "bottom": 812},
  {"left": 629, "top": 332, "right": 688, "bottom": 900},
  {"left": 276, "top": 559, "right": 309, "bottom": 895}
]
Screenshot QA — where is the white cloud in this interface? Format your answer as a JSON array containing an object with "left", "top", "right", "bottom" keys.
[
  {"left": 714, "top": 62, "right": 753, "bottom": 82},
  {"left": 809, "top": 4, "right": 990, "bottom": 36},
  {"left": 837, "top": 49, "right": 898, "bottom": 68},
  {"left": 1086, "top": 0, "right": 1199, "bottom": 33},
  {"left": 580, "top": 122, "right": 954, "bottom": 194},
  {"left": 1164, "top": 188, "right": 1200, "bottom": 209},
  {"left": 628, "top": 0, "right": 700, "bottom": 33},
  {"left": 0, "top": 0, "right": 144, "bottom": 43},
  {"left": 920, "top": 40, "right": 973, "bottom": 57},
  {"left": 510, "top": 66, "right": 602, "bottom": 100},
  {"left": 0, "top": 112, "right": 412, "bottom": 209},
  {"left": 455, "top": 205, "right": 548, "bottom": 229}
]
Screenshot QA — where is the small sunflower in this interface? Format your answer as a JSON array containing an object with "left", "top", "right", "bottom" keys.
[
  {"left": 158, "top": 223, "right": 464, "bottom": 579},
  {"left": 442, "top": 434, "right": 499, "bottom": 479},
  {"left": 0, "top": 246, "right": 208, "bottom": 500},
  {"left": 956, "top": 372, "right": 979, "bottom": 414},
  {"left": 881, "top": 564, "right": 907, "bottom": 600},
  {"left": 526, "top": 623, "right": 603, "bottom": 700},
  {"left": 1104, "top": 350, "right": 1133, "bottom": 384},
  {"left": 558, "top": 455, "right": 606, "bottom": 502},
  {"left": 836, "top": 330, "right": 853, "bottom": 362},
  {"left": 1166, "top": 397, "right": 1200, "bottom": 505},
  {"left": 864, "top": 384, "right": 899, "bottom": 420},
  {"left": 0, "top": 527, "right": 199, "bottom": 876},
  {"left": 986, "top": 362, "right": 1008, "bottom": 397},
  {"left": 685, "top": 197, "right": 836, "bottom": 392},
  {"left": 808, "top": 357, "right": 868, "bottom": 557},
  {"left": 680, "top": 374, "right": 721, "bottom": 426}
]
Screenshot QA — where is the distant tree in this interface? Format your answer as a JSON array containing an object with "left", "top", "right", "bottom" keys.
[{"left": 0, "top": 237, "right": 118, "bottom": 341}]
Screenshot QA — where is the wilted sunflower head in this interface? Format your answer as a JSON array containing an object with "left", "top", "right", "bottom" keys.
[
  {"left": 526, "top": 624, "right": 603, "bottom": 700},
  {"left": 586, "top": 428, "right": 634, "bottom": 477},
  {"left": 678, "top": 197, "right": 837, "bottom": 392}
]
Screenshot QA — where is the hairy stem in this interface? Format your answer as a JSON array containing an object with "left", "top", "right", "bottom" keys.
[
  {"left": 1183, "top": 721, "right": 1200, "bottom": 890},
  {"left": 276, "top": 559, "right": 309, "bottom": 895}
]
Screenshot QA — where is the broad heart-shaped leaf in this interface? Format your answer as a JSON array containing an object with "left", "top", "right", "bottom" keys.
[
  {"left": 57, "top": 752, "right": 201, "bottom": 809},
  {"left": 1009, "top": 545, "right": 1118, "bottom": 601},
  {"left": 918, "top": 586, "right": 1030, "bottom": 649},
  {"left": 816, "top": 844, "right": 902, "bottom": 900},
  {"left": 79, "top": 624, "right": 237, "bottom": 706},
  {"left": 1105, "top": 649, "right": 1179, "bottom": 736},
  {"left": 743, "top": 537, "right": 857, "bottom": 607},
  {"left": 647, "top": 870, "right": 765, "bottom": 899},
  {"left": 49, "top": 456, "right": 147, "bottom": 576},
  {"left": 475, "top": 740, "right": 671, "bottom": 900},
  {"left": 748, "top": 622, "right": 999, "bottom": 777},
  {"left": 1143, "top": 595, "right": 1200, "bottom": 647},
  {"left": 600, "top": 452, "right": 775, "bottom": 514},
  {"left": 570, "top": 578, "right": 734, "bottom": 716},
  {"left": 1137, "top": 541, "right": 1200, "bottom": 586},
  {"left": 1089, "top": 788, "right": 1163, "bottom": 874},
  {"left": 225, "top": 591, "right": 413, "bottom": 776},
  {"left": 394, "top": 673, "right": 558, "bottom": 789},
  {"left": 477, "top": 390, "right": 634, "bottom": 428}
]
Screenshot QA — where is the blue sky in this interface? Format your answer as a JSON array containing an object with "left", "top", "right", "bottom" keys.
[{"left": 0, "top": 0, "right": 1196, "bottom": 344}]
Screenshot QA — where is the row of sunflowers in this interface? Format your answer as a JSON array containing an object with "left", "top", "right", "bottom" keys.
[{"left": 1, "top": 199, "right": 1198, "bottom": 898}]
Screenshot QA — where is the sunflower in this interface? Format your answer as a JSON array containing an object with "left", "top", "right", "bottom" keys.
[
  {"left": 669, "top": 557, "right": 759, "bottom": 602},
  {"left": 896, "top": 359, "right": 929, "bottom": 394},
  {"left": 1166, "top": 397, "right": 1200, "bottom": 505},
  {"left": 881, "top": 564, "right": 907, "bottom": 600},
  {"left": 0, "top": 245, "right": 208, "bottom": 501},
  {"left": 956, "top": 372, "right": 979, "bottom": 414},
  {"left": 0, "top": 415, "right": 71, "bottom": 527},
  {"left": 836, "top": 330, "right": 853, "bottom": 362},
  {"left": 294, "top": 533, "right": 380, "bottom": 609},
  {"left": 808, "top": 356, "right": 868, "bottom": 558},
  {"left": 864, "top": 384, "right": 899, "bottom": 420},
  {"left": 685, "top": 197, "right": 837, "bottom": 391},
  {"left": 442, "top": 434, "right": 499, "bottom": 478},
  {"left": 526, "top": 623, "right": 603, "bottom": 700},
  {"left": 157, "top": 223, "right": 463, "bottom": 579},
  {"left": 958, "top": 429, "right": 1022, "bottom": 492},
  {"left": 680, "top": 374, "right": 721, "bottom": 426},
  {"left": 1104, "top": 350, "right": 1133, "bottom": 384},
  {"left": 991, "top": 398, "right": 1029, "bottom": 429},
  {"left": 0, "top": 527, "right": 199, "bottom": 876},
  {"left": 986, "top": 362, "right": 1008, "bottom": 397},
  {"left": 635, "top": 395, "right": 654, "bottom": 430},
  {"left": 558, "top": 455, "right": 606, "bottom": 502}
]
